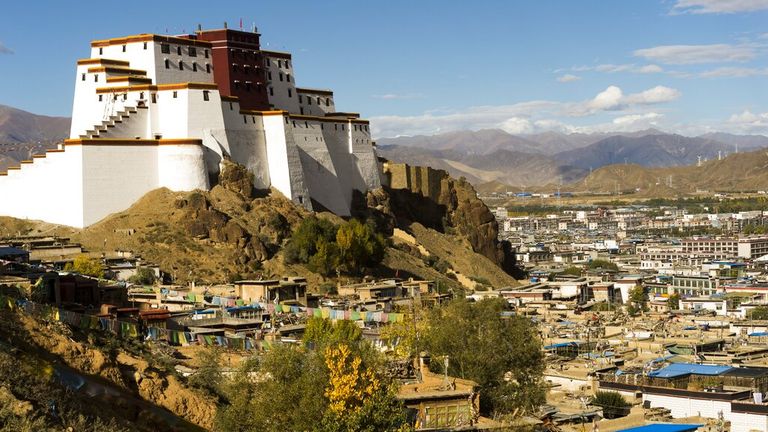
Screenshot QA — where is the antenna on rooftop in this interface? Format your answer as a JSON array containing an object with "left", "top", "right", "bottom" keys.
[
  {"left": 224, "top": 21, "right": 228, "bottom": 29},
  {"left": 197, "top": 23, "right": 202, "bottom": 32},
  {"left": 697, "top": 155, "right": 702, "bottom": 167}
]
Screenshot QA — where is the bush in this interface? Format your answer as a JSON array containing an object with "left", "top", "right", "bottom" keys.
[
  {"left": 590, "top": 391, "right": 630, "bottom": 419},
  {"left": 587, "top": 259, "right": 618, "bottom": 271},
  {"left": 64, "top": 255, "right": 103, "bottom": 278},
  {"left": 128, "top": 267, "right": 156, "bottom": 285}
]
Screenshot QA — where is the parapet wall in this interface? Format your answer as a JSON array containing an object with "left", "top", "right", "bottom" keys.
[{"left": 382, "top": 161, "right": 448, "bottom": 202}]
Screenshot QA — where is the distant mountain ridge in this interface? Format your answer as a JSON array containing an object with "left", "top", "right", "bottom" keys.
[
  {"left": 379, "top": 128, "right": 768, "bottom": 189},
  {"left": 0, "top": 105, "right": 70, "bottom": 171}
]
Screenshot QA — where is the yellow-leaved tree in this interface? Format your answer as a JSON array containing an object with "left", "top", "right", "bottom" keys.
[{"left": 325, "top": 344, "right": 380, "bottom": 415}]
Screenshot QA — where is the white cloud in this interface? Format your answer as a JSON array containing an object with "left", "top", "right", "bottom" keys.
[
  {"left": 672, "top": 0, "right": 768, "bottom": 14},
  {"left": 612, "top": 112, "right": 663, "bottom": 126},
  {"left": 370, "top": 85, "right": 681, "bottom": 137},
  {"left": 634, "top": 44, "right": 756, "bottom": 64},
  {"left": 0, "top": 42, "right": 12, "bottom": 55},
  {"left": 556, "top": 74, "right": 581, "bottom": 83},
  {"left": 699, "top": 66, "right": 768, "bottom": 77},
  {"left": 637, "top": 64, "right": 664, "bottom": 73},
  {"left": 726, "top": 109, "right": 768, "bottom": 133},
  {"left": 572, "top": 63, "right": 664, "bottom": 74}
]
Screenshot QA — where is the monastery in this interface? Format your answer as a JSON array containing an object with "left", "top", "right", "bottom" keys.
[{"left": 0, "top": 25, "right": 381, "bottom": 228}]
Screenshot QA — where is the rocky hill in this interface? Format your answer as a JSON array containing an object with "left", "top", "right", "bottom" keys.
[
  {"left": 2, "top": 161, "right": 520, "bottom": 290},
  {"left": 0, "top": 105, "right": 70, "bottom": 170}
]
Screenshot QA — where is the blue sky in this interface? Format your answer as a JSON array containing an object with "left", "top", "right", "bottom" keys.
[{"left": 0, "top": 0, "right": 767, "bottom": 138}]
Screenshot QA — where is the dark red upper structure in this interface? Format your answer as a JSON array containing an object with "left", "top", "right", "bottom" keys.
[{"left": 194, "top": 28, "right": 270, "bottom": 111}]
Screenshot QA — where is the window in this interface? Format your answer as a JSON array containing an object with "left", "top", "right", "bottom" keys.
[
  {"left": 81, "top": 73, "right": 86, "bottom": 81},
  {"left": 178, "top": 60, "right": 183, "bottom": 70},
  {"left": 189, "top": 47, "right": 197, "bottom": 57},
  {"left": 305, "top": 121, "right": 308, "bottom": 128},
  {"left": 269, "top": 87, "right": 274, "bottom": 96},
  {"left": 246, "top": 82, "right": 251, "bottom": 92},
  {"left": 177, "top": 46, "right": 182, "bottom": 55},
  {"left": 278, "top": 60, "right": 282, "bottom": 68},
  {"left": 192, "top": 63, "right": 197, "bottom": 72},
  {"left": 203, "top": 90, "right": 209, "bottom": 101},
  {"left": 298, "top": 95, "right": 303, "bottom": 103},
  {"left": 300, "top": 107, "right": 304, "bottom": 114},
  {"left": 286, "top": 74, "right": 291, "bottom": 82},
  {"left": 161, "top": 44, "right": 170, "bottom": 54},
  {"left": 229, "top": 102, "right": 233, "bottom": 110},
  {"left": 98, "top": 95, "right": 103, "bottom": 102},
  {"left": 334, "top": 124, "right": 337, "bottom": 130},
  {"left": 94, "top": 74, "right": 99, "bottom": 82},
  {"left": 285, "top": 60, "right": 290, "bottom": 69},
  {"left": 143, "top": 42, "right": 147, "bottom": 50},
  {"left": 243, "top": 115, "right": 247, "bottom": 124},
  {"left": 307, "top": 97, "right": 311, "bottom": 105},
  {"left": 204, "top": 49, "right": 209, "bottom": 59},
  {"left": 99, "top": 47, "right": 103, "bottom": 55},
  {"left": 317, "top": 97, "right": 321, "bottom": 104},
  {"left": 326, "top": 98, "right": 330, "bottom": 106},
  {"left": 172, "top": 91, "right": 178, "bottom": 98},
  {"left": 279, "top": 73, "right": 283, "bottom": 82},
  {"left": 151, "top": 93, "right": 157, "bottom": 103},
  {"left": 268, "top": 71, "right": 272, "bottom": 80},
  {"left": 139, "top": 92, "right": 144, "bottom": 100},
  {"left": 252, "top": 116, "right": 256, "bottom": 124},
  {"left": 288, "top": 89, "right": 292, "bottom": 97},
  {"left": 122, "top": 45, "right": 126, "bottom": 52},
  {"left": 206, "top": 64, "right": 211, "bottom": 73}
]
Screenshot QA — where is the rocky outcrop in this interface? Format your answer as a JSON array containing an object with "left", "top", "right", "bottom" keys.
[{"left": 375, "top": 161, "right": 519, "bottom": 276}]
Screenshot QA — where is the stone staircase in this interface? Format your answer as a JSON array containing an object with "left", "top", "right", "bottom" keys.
[{"left": 79, "top": 105, "right": 148, "bottom": 139}]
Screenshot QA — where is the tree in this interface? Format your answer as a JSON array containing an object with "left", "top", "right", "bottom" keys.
[
  {"left": 307, "top": 239, "right": 341, "bottom": 277},
  {"left": 283, "top": 217, "right": 338, "bottom": 265},
  {"left": 128, "top": 267, "right": 156, "bottom": 285},
  {"left": 587, "top": 259, "right": 618, "bottom": 272},
  {"left": 336, "top": 219, "right": 386, "bottom": 274},
  {"left": 63, "top": 255, "right": 103, "bottom": 278},
  {"left": 590, "top": 391, "right": 630, "bottom": 419},
  {"left": 667, "top": 293, "right": 680, "bottom": 310},
  {"left": 561, "top": 267, "right": 583, "bottom": 276},
  {"left": 187, "top": 346, "right": 224, "bottom": 398},
  {"left": 303, "top": 317, "right": 363, "bottom": 350},
  {"left": 626, "top": 285, "right": 648, "bottom": 316},
  {"left": 421, "top": 298, "right": 545, "bottom": 416},
  {"left": 748, "top": 306, "right": 768, "bottom": 320},
  {"left": 214, "top": 342, "right": 409, "bottom": 432}
]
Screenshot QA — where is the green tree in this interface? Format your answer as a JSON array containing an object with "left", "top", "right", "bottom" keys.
[
  {"left": 303, "top": 317, "right": 363, "bottom": 349},
  {"left": 187, "top": 346, "right": 224, "bottom": 398},
  {"left": 128, "top": 267, "right": 156, "bottom": 285},
  {"left": 63, "top": 255, "right": 103, "bottom": 278},
  {"left": 336, "top": 219, "right": 387, "bottom": 274},
  {"left": 587, "top": 259, "right": 618, "bottom": 272},
  {"left": 667, "top": 293, "right": 680, "bottom": 310},
  {"left": 283, "top": 217, "right": 338, "bottom": 264},
  {"left": 214, "top": 342, "right": 409, "bottom": 432},
  {"left": 421, "top": 298, "right": 545, "bottom": 416},
  {"left": 307, "top": 239, "right": 341, "bottom": 277},
  {"left": 748, "top": 306, "right": 768, "bottom": 320},
  {"left": 561, "top": 267, "right": 583, "bottom": 276},
  {"left": 590, "top": 391, "right": 630, "bottom": 419},
  {"left": 626, "top": 285, "right": 648, "bottom": 316}
]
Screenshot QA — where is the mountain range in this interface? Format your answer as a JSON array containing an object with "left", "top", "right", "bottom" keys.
[
  {"left": 0, "top": 105, "right": 70, "bottom": 170},
  {"left": 378, "top": 129, "right": 768, "bottom": 189}
]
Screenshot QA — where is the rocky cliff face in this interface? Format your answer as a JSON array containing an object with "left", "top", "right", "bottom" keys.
[{"left": 370, "top": 162, "right": 519, "bottom": 276}]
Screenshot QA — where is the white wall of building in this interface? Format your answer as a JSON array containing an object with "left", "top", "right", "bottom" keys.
[{"left": 644, "top": 393, "right": 731, "bottom": 419}]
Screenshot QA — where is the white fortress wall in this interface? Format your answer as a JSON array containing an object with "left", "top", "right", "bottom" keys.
[
  {"left": 349, "top": 121, "right": 381, "bottom": 190},
  {"left": 289, "top": 117, "right": 351, "bottom": 215},
  {"left": 297, "top": 89, "right": 335, "bottom": 116},
  {"left": 262, "top": 114, "right": 310, "bottom": 208},
  {"left": 0, "top": 148, "right": 85, "bottom": 227},
  {"left": 220, "top": 103, "right": 272, "bottom": 189},
  {"left": 157, "top": 142, "right": 209, "bottom": 191},
  {"left": 80, "top": 141, "right": 160, "bottom": 226}
]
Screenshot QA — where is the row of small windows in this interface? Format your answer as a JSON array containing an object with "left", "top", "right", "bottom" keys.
[
  {"left": 298, "top": 95, "right": 332, "bottom": 107},
  {"left": 266, "top": 71, "right": 292, "bottom": 83},
  {"left": 288, "top": 121, "right": 369, "bottom": 133},
  {"left": 97, "top": 90, "right": 210, "bottom": 102},
  {"left": 232, "top": 64, "right": 263, "bottom": 75},
  {"left": 267, "top": 59, "right": 290, "bottom": 69},
  {"left": 267, "top": 87, "right": 293, "bottom": 98},
  {"left": 164, "top": 59, "right": 211, "bottom": 73},
  {"left": 98, "top": 44, "right": 209, "bottom": 58},
  {"left": 160, "top": 43, "right": 209, "bottom": 58}
]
